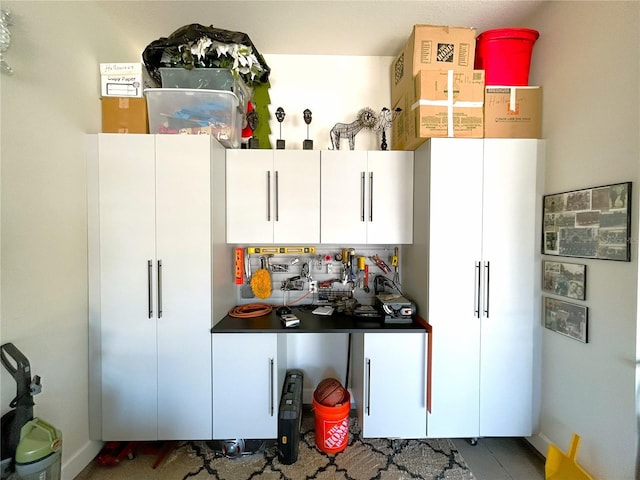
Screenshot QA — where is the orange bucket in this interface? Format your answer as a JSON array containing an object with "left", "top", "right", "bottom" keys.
[
  {"left": 312, "top": 390, "right": 350, "bottom": 454},
  {"left": 474, "top": 28, "right": 539, "bottom": 86}
]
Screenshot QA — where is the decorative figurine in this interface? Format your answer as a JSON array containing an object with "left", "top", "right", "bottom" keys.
[
  {"left": 303, "top": 108, "right": 313, "bottom": 150},
  {"left": 329, "top": 107, "right": 377, "bottom": 150},
  {"left": 247, "top": 105, "right": 259, "bottom": 149},
  {"left": 374, "top": 107, "right": 402, "bottom": 151},
  {"left": 275, "top": 107, "right": 286, "bottom": 149}
]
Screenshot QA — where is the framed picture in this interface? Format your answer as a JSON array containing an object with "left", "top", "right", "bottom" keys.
[
  {"left": 543, "top": 297, "right": 588, "bottom": 343},
  {"left": 542, "top": 261, "right": 586, "bottom": 300},
  {"left": 542, "top": 182, "right": 632, "bottom": 261}
]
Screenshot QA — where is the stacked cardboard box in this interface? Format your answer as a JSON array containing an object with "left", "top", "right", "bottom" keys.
[
  {"left": 484, "top": 86, "right": 542, "bottom": 138},
  {"left": 390, "top": 25, "right": 542, "bottom": 149},
  {"left": 100, "top": 63, "right": 151, "bottom": 133},
  {"left": 391, "top": 24, "right": 480, "bottom": 149}
]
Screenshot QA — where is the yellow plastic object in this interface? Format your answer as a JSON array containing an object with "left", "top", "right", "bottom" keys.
[
  {"left": 545, "top": 433, "right": 594, "bottom": 480},
  {"left": 247, "top": 246, "right": 316, "bottom": 255}
]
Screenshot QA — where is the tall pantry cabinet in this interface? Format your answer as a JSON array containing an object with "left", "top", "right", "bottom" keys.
[
  {"left": 403, "top": 138, "right": 544, "bottom": 439},
  {"left": 87, "top": 134, "right": 234, "bottom": 440}
]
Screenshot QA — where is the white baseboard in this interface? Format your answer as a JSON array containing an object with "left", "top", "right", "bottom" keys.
[
  {"left": 61, "top": 439, "right": 103, "bottom": 480},
  {"left": 526, "top": 432, "right": 552, "bottom": 458}
]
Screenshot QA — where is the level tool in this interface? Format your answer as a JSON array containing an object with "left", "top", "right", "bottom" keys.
[{"left": 247, "top": 246, "right": 317, "bottom": 255}]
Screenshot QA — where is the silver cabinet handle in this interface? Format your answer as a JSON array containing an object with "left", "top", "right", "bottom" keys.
[
  {"left": 275, "top": 171, "right": 279, "bottom": 222},
  {"left": 157, "top": 260, "right": 163, "bottom": 318},
  {"left": 366, "top": 358, "right": 371, "bottom": 416},
  {"left": 369, "top": 172, "right": 374, "bottom": 222},
  {"left": 483, "top": 261, "right": 490, "bottom": 318},
  {"left": 269, "top": 358, "right": 274, "bottom": 416},
  {"left": 147, "top": 260, "right": 153, "bottom": 318},
  {"left": 474, "top": 262, "right": 481, "bottom": 318},
  {"left": 266, "top": 171, "right": 271, "bottom": 221},
  {"left": 360, "top": 172, "right": 366, "bottom": 222}
]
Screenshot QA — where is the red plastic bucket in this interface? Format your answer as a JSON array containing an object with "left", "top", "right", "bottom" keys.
[
  {"left": 312, "top": 390, "right": 350, "bottom": 454},
  {"left": 474, "top": 28, "right": 539, "bottom": 86}
]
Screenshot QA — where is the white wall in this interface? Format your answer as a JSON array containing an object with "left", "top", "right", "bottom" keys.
[
  {"left": 524, "top": 2, "right": 639, "bottom": 479},
  {"left": 2, "top": 2, "right": 639, "bottom": 480}
]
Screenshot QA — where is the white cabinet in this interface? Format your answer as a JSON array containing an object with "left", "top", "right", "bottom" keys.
[
  {"left": 351, "top": 332, "right": 428, "bottom": 438},
  {"left": 320, "top": 150, "right": 414, "bottom": 244},
  {"left": 226, "top": 149, "right": 320, "bottom": 244},
  {"left": 404, "top": 138, "right": 544, "bottom": 439},
  {"left": 212, "top": 333, "right": 286, "bottom": 439},
  {"left": 87, "top": 134, "right": 232, "bottom": 441}
]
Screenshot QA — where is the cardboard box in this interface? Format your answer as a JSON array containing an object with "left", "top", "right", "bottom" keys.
[
  {"left": 484, "top": 86, "right": 542, "bottom": 138},
  {"left": 391, "top": 91, "right": 410, "bottom": 150},
  {"left": 392, "top": 69, "right": 484, "bottom": 150},
  {"left": 391, "top": 24, "right": 477, "bottom": 106},
  {"left": 100, "top": 63, "right": 149, "bottom": 97},
  {"left": 101, "top": 97, "right": 149, "bottom": 133}
]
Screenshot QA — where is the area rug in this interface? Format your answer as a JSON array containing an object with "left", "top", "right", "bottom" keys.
[{"left": 75, "top": 412, "right": 475, "bottom": 480}]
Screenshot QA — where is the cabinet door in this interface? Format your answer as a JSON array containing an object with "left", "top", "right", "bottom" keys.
[
  {"left": 427, "top": 138, "right": 483, "bottom": 439},
  {"left": 320, "top": 150, "right": 368, "bottom": 244},
  {"left": 273, "top": 150, "right": 320, "bottom": 244},
  {"left": 479, "top": 139, "right": 541, "bottom": 436},
  {"left": 226, "top": 150, "right": 274, "bottom": 243},
  {"left": 97, "top": 134, "right": 158, "bottom": 440},
  {"left": 357, "top": 333, "right": 427, "bottom": 438},
  {"left": 212, "top": 333, "right": 284, "bottom": 439},
  {"left": 155, "top": 135, "right": 212, "bottom": 439},
  {"left": 351, "top": 332, "right": 427, "bottom": 438},
  {"left": 367, "top": 151, "right": 414, "bottom": 244}
]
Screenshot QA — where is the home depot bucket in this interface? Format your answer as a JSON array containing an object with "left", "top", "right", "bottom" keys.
[
  {"left": 474, "top": 28, "right": 539, "bottom": 86},
  {"left": 313, "top": 390, "right": 350, "bottom": 454}
]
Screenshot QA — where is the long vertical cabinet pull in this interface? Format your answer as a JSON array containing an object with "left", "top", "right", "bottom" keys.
[
  {"left": 157, "top": 260, "right": 163, "bottom": 318},
  {"left": 360, "top": 172, "right": 366, "bottom": 222},
  {"left": 266, "top": 171, "right": 271, "bottom": 221},
  {"left": 369, "top": 172, "right": 374, "bottom": 221},
  {"left": 483, "top": 261, "right": 490, "bottom": 317},
  {"left": 275, "top": 171, "right": 279, "bottom": 222},
  {"left": 269, "top": 358, "right": 275, "bottom": 416},
  {"left": 473, "top": 262, "right": 481, "bottom": 318},
  {"left": 147, "top": 260, "right": 153, "bottom": 318},
  {"left": 365, "top": 358, "right": 372, "bottom": 415}
]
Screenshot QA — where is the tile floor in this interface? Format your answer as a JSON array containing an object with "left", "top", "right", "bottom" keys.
[{"left": 452, "top": 437, "right": 546, "bottom": 480}]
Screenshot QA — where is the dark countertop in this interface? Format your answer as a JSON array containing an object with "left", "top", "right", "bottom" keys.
[{"left": 211, "top": 306, "right": 427, "bottom": 333}]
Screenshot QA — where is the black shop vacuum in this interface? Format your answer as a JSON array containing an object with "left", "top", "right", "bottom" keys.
[{"left": 1, "top": 343, "right": 62, "bottom": 480}]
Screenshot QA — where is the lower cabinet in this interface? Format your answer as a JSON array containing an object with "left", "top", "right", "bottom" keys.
[
  {"left": 212, "top": 333, "right": 287, "bottom": 439},
  {"left": 351, "top": 332, "right": 428, "bottom": 438}
]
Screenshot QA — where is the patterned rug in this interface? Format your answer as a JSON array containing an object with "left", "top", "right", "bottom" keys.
[{"left": 75, "top": 412, "right": 475, "bottom": 480}]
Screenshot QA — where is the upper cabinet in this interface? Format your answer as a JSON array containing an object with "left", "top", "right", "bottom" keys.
[
  {"left": 320, "top": 150, "right": 414, "bottom": 244},
  {"left": 226, "top": 149, "right": 321, "bottom": 244},
  {"left": 226, "top": 149, "right": 414, "bottom": 245}
]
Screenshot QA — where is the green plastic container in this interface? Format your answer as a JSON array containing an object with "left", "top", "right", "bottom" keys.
[{"left": 14, "top": 418, "right": 62, "bottom": 480}]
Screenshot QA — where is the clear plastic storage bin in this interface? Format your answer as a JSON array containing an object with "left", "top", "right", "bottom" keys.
[
  {"left": 145, "top": 88, "right": 243, "bottom": 148},
  {"left": 159, "top": 68, "right": 252, "bottom": 111}
]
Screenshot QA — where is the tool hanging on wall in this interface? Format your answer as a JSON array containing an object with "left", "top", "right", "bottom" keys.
[
  {"left": 247, "top": 246, "right": 316, "bottom": 255},
  {"left": 251, "top": 256, "right": 272, "bottom": 299},
  {"left": 392, "top": 247, "right": 400, "bottom": 284},
  {"left": 234, "top": 248, "right": 244, "bottom": 285},
  {"left": 370, "top": 254, "right": 391, "bottom": 274},
  {"left": 241, "top": 250, "right": 255, "bottom": 299}
]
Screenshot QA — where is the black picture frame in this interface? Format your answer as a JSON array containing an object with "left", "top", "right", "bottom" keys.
[
  {"left": 542, "top": 182, "right": 632, "bottom": 261},
  {"left": 543, "top": 296, "right": 588, "bottom": 343},
  {"left": 542, "top": 261, "right": 587, "bottom": 301}
]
